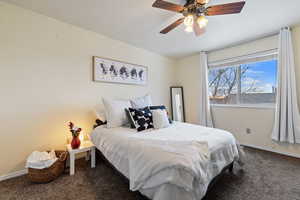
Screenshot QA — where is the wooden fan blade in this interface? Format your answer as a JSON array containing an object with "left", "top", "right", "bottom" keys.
[
  {"left": 193, "top": 22, "right": 205, "bottom": 36},
  {"left": 206, "top": 1, "right": 245, "bottom": 16},
  {"left": 152, "top": 0, "right": 185, "bottom": 13},
  {"left": 160, "top": 18, "right": 184, "bottom": 34}
]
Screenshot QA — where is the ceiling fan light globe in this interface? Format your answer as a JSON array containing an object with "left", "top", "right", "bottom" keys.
[
  {"left": 184, "top": 15, "right": 194, "bottom": 27},
  {"left": 185, "top": 26, "right": 193, "bottom": 33},
  {"left": 197, "top": 15, "right": 208, "bottom": 28}
]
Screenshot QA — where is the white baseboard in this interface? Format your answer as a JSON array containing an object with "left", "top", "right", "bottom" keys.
[
  {"left": 0, "top": 169, "right": 28, "bottom": 182},
  {"left": 241, "top": 143, "right": 300, "bottom": 159}
]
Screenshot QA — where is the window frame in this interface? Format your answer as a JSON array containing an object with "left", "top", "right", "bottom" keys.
[{"left": 208, "top": 49, "right": 278, "bottom": 109}]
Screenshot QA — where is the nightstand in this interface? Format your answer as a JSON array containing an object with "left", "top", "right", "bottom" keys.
[{"left": 67, "top": 141, "right": 96, "bottom": 175}]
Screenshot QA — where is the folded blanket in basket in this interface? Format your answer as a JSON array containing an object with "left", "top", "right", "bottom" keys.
[{"left": 26, "top": 150, "right": 57, "bottom": 169}]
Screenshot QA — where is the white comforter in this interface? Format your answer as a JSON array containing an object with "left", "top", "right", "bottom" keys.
[
  {"left": 128, "top": 139, "right": 210, "bottom": 192},
  {"left": 91, "top": 122, "right": 242, "bottom": 200}
]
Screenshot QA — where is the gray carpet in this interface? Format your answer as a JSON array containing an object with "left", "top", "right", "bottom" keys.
[{"left": 1, "top": 147, "right": 300, "bottom": 200}]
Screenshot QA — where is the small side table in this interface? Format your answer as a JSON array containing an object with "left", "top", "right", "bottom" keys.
[{"left": 67, "top": 141, "right": 96, "bottom": 175}]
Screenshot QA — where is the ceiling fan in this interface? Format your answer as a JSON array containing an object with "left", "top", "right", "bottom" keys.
[{"left": 152, "top": 0, "right": 246, "bottom": 36}]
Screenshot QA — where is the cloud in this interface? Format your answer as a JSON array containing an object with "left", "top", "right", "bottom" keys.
[
  {"left": 242, "top": 77, "right": 261, "bottom": 85},
  {"left": 245, "top": 83, "right": 274, "bottom": 93},
  {"left": 246, "top": 69, "right": 265, "bottom": 74},
  {"left": 255, "top": 83, "right": 274, "bottom": 93},
  {"left": 241, "top": 77, "right": 275, "bottom": 93}
]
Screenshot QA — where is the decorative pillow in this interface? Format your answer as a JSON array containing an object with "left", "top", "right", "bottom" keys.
[
  {"left": 130, "top": 94, "right": 152, "bottom": 109},
  {"left": 152, "top": 109, "right": 170, "bottom": 129},
  {"left": 149, "top": 105, "right": 167, "bottom": 110},
  {"left": 102, "top": 98, "right": 131, "bottom": 128},
  {"left": 149, "top": 105, "right": 173, "bottom": 124},
  {"left": 128, "top": 107, "right": 154, "bottom": 132},
  {"left": 93, "top": 119, "right": 107, "bottom": 129},
  {"left": 125, "top": 108, "right": 136, "bottom": 129}
]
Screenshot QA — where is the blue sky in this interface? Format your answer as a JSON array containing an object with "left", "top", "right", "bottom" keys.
[{"left": 241, "top": 60, "right": 277, "bottom": 93}]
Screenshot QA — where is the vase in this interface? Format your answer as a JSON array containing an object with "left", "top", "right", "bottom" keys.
[{"left": 71, "top": 136, "right": 81, "bottom": 149}]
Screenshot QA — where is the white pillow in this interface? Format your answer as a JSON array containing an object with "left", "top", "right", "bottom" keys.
[
  {"left": 94, "top": 105, "right": 106, "bottom": 121},
  {"left": 152, "top": 109, "right": 170, "bottom": 129},
  {"left": 102, "top": 98, "right": 131, "bottom": 128},
  {"left": 130, "top": 94, "right": 152, "bottom": 109}
]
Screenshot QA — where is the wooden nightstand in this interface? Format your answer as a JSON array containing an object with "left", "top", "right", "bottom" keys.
[{"left": 67, "top": 141, "right": 96, "bottom": 175}]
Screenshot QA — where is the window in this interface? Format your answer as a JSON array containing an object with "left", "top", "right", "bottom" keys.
[{"left": 208, "top": 59, "right": 277, "bottom": 106}]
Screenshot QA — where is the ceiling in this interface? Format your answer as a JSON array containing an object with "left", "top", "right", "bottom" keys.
[{"left": 2, "top": 0, "right": 300, "bottom": 59}]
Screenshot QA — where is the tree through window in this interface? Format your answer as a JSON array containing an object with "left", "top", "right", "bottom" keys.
[{"left": 208, "top": 59, "right": 277, "bottom": 106}]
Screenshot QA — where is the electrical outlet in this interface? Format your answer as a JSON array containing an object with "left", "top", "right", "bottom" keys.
[{"left": 246, "top": 128, "right": 251, "bottom": 134}]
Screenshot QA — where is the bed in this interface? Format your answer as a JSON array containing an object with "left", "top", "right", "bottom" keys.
[{"left": 91, "top": 121, "right": 242, "bottom": 200}]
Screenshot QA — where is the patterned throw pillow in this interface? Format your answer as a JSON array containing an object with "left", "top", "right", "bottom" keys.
[
  {"left": 125, "top": 108, "right": 136, "bottom": 129},
  {"left": 128, "top": 107, "right": 154, "bottom": 132}
]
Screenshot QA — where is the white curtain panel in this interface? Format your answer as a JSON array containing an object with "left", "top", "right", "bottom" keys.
[
  {"left": 199, "top": 52, "right": 213, "bottom": 127},
  {"left": 272, "top": 27, "right": 300, "bottom": 144}
]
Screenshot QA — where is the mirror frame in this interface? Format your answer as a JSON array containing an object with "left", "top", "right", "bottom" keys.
[{"left": 170, "top": 86, "right": 186, "bottom": 122}]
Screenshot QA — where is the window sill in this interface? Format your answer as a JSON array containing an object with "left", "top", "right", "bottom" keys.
[{"left": 211, "top": 104, "right": 275, "bottom": 109}]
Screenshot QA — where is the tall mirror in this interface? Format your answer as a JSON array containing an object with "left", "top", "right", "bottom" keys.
[{"left": 170, "top": 86, "right": 185, "bottom": 122}]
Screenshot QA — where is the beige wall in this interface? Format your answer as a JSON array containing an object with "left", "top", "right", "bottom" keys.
[
  {"left": 0, "top": 2, "right": 176, "bottom": 176},
  {"left": 292, "top": 25, "right": 300, "bottom": 107},
  {"left": 175, "top": 54, "right": 201, "bottom": 124},
  {"left": 176, "top": 31, "right": 300, "bottom": 157}
]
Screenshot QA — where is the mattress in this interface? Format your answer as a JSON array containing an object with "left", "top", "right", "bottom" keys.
[{"left": 91, "top": 122, "right": 240, "bottom": 200}]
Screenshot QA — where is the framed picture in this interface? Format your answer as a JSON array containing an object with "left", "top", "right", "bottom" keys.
[{"left": 93, "top": 56, "right": 148, "bottom": 85}]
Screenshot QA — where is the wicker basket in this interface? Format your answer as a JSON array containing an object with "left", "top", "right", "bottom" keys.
[{"left": 27, "top": 151, "right": 68, "bottom": 183}]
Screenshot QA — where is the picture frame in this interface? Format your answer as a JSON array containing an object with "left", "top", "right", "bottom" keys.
[{"left": 93, "top": 56, "right": 148, "bottom": 86}]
